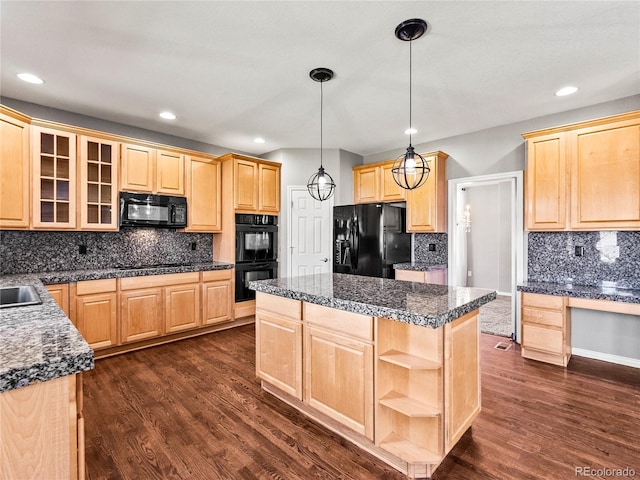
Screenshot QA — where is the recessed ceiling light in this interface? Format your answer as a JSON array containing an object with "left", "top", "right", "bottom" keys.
[
  {"left": 254, "top": 137, "right": 266, "bottom": 144},
  {"left": 555, "top": 86, "right": 578, "bottom": 97},
  {"left": 17, "top": 73, "right": 44, "bottom": 84},
  {"left": 159, "top": 111, "right": 176, "bottom": 120},
  {"left": 404, "top": 128, "right": 417, "bottom": 135}
]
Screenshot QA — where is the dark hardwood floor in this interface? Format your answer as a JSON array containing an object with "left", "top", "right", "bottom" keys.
[{"left": 84, "top": 325, "right": 640, "bottom": 480}]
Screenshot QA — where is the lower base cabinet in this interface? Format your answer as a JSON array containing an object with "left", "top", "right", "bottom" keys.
[
  {"left": 520, "top": 292, "right": 571, "bottom": 366},
  {"left": 0, "top": 373, "right": 85, "bottom": 480},
  {"left": 71, "top": 279, "right": 118, "bottom": 350},
  {"left": 202, "top": 270, "right": 233, "bottom": 325},
  {"left": 120, "top": 287, "right": 164, "bottom": 343}
]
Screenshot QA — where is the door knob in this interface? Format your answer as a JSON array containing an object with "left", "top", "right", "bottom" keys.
[{"left": 321, "top": 257, "right": 328, "bottom": 262}]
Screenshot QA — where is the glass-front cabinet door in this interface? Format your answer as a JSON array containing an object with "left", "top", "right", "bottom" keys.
[
  {"left": 31, "top": 126, "right": 77, "bottom": 229},
  {"left": 79, "top": 135, "right": 118, "bottom": 230}
]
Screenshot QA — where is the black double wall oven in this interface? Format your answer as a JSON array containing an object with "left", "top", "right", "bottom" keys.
[{"left": 235, "top": 214, "right": 278, "bottom": 303}]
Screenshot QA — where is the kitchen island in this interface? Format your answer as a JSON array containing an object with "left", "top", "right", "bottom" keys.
[{"left": 250, "top": 273, "right": 495, "bottom": 479}]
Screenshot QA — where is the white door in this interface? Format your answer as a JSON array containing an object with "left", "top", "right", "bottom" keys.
[{"left": 288, "top": 186, "right": 333, "bottom": 277}]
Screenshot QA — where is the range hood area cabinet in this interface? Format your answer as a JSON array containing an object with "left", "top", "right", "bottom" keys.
[
  {"left": 352, "top": 151, "right": 448, "bottom": 233},
  {"left": 0, "top": 104, "right": 223, "bottom": 233},
  {"left": 524, "top": 110, "right": 640, "bottom": 231}
]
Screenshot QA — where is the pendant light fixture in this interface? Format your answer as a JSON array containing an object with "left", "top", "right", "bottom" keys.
[
  {"left": 307, "top": 67, "right": 336, "bottom": 202},
  {"left": 392, "top": 18, "right": 430, "bottom": 190}
]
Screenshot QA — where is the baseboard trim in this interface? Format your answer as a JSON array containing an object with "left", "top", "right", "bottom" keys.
[
  {"left": 496, "top": 291, "right": 512, "bottom": 297},
  {"left": 572, "top": 348, "right": 640, "bottom": 369}
]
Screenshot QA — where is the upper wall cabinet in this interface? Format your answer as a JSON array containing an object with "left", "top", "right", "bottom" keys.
[
  {"left": 219, "top": 153, "right": 281, "bottom": 214},
  {"left": 79, "top": 135, "right": 119, "bottom": 230},
  {"left": 523, "top": 111, "right": 640, "bottom": 231},
  {"left": 185, "top": 155, "right": 222, "bottom": 232},
  {"left": 0, "top": 107, "right": 30, "bottom": 229},
  {"left": 31, "top": 126, "right": 77, "bottom": 229},
  {"left": 120, "top": 143, "right": 185, "bottom": 196},
  {"left": 353, "top": 160, "right": 406, "bottom": 204},
  {"left": 406, "top": 151, "right": 448, "bottom": 233}
]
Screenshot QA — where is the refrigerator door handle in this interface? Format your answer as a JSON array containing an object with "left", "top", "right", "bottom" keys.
[{"left": 351, "top": 217, "right": 359, "bottom": 270}]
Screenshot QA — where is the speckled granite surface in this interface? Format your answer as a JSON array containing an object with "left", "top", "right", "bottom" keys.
[
  {"left": 517, "top": 281, "right": 640, "bottom": 304},
  {"left": 414, "top": 233, "right": 448, "bottom": 264},
  {"left": 0, "top": 275, "right": 93, "bottom": 393},
  {"left": 250, "top": 273, "right": 495, "bottom": 328},
  {"left": 393, "top": 262, "right": 447, "bottom": 272},
  {"left": 0, "top": 262, "right": 233, "bottom": 393}
]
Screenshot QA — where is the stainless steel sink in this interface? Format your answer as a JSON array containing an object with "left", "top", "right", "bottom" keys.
[{"left": 0, "top": 285, "right": 42, "bottom": 308}]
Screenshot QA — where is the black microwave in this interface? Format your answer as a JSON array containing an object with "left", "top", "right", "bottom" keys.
[{"left": 119, "top": 192, "right": 187, "bottom": 228}]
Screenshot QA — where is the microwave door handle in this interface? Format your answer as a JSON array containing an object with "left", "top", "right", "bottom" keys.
[{"left": 170, "top": 204, "right": 176, "bottom": 223}]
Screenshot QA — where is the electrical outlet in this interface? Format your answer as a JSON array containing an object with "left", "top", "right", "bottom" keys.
[
  {"left": 191, "top": 242, "right": 197, "bottom": 251},
  {"left": 428, "top": 243, "right": 436, "bottom": 252},
  {"left": 79, "top": 245, "right": 87, "bottom": 255},
  {"left": 575, "top": 246, "right": 584, "bottom": 257},
  {"left": 468, "top": 270, "right": 472, "bottom": 277}
]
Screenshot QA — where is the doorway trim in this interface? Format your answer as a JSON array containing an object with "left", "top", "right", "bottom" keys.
[{"left": 447, "top": 171, "right": 526, "bottom": 342}]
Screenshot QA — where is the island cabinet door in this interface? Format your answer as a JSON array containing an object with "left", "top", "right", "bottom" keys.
[
  {"left": 303, "top": 303, "right": 374, "bottom": 440},
  {"left": 255, "top": 292, "right": 302, "bottom": 399}
]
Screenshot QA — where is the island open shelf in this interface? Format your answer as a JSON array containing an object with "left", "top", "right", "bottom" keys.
[{"left": 251, "top": 273, "right": 495, "bottom": 479}]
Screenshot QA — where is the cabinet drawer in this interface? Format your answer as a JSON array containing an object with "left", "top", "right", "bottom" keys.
[
  {"left": 304, "top": 302, "right": 373, "bottom": 342},
  {"left": 394, "top": 269, "right": 425, "bottom": 283},
  {"left": 522, "top": 324, "right": 563, "bottom": 354},
  {"left": 256, "top": 292, "right": 301, "bottom": 321},
  {"left": 522, "top": 307, "right": 564, "bottom": 328},
  {"left": 202, "top": 269, "right": 232, "bottom": 282},
  {"left": 76, "top": 278, "right": 117, "bottom": 295},
  {"left": 120, "top": 272, "right": 200, "bottom": 290},
  {"left": 521, "top": 292, "right": 564, "bottom": 310}
]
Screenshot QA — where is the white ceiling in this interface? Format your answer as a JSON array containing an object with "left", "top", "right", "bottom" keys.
[{"left": 1, "top": 1, "right": 639, "bottom": 157}]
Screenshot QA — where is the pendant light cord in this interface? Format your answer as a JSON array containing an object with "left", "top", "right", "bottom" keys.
[
  {"left": 320, "top": 79, "right": 324, "bottom": 169},
  {"left": 409, "top": 39, "right": 412, "bottom": 147}
]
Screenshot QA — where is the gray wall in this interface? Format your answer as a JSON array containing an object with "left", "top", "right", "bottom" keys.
[
  {"left": 465, "top": 183, "right": 512, "bottom": 293},
  {"left": 1, "top": 97, "right": 243, "bottom": 156}
]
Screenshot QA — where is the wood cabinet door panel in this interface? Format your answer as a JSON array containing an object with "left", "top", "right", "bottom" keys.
[
  {"left": 256, "top": 311, "right": 302, "bottom": 399},
  {"left": 0, "top": 111, "right": 30, "bottom": 228},
  {"left": 234, "top": 159, "right": 258, "bottom": 211},
  {"left": 406, "top": 153, "right": 447, "bottom": 233},
  {"left": 525, "top": 134, "right": 567, "bottom": 230},
  {"left": 156, "top": 149, "right": 184, "bottom": 195},
  {"left": 120, "top": 144, "right": 154, "bottom": 192},
  {"left": 186, "top": 156, "right": 221, "bottom": 232},
  {"left": 571, "top": 124, "right": 640, "bottom": 229},
  {"left": 120, "top": 288, "right": 163, "bottom": 343},
  {"left": 258, "top": 163, "right": 280, "bottom": 213},
  {"left": 304, "top": 326, "right": 374, "bottom": 439},
  {"left": 46, "top": 284, "right": 70, "bottom": 317},
  {"left": 380, "top": 162, "right": 406, "bottom": 202},
  {"left": 76, "top": 292, "right": 118, "bottom": 350},
  {"left": 165, "top": 283, "right": 200, "bottom": 333},
  {"left": 522, "top": 323, "right": 563, "bottom": 355},
  {"left": 522, "top": 307, "right": 564, "bottom": 328},
  {"left": 353, "top": 166, "right": 378, "bottom": 204},
  {"left": 202, "top": 280, "right": 232, "bottom": 325},
  {"left": 394, "top": 269, "right": 426, "bottom": 283}
]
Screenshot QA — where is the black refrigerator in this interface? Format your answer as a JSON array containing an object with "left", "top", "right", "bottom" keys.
[{"left": 333, "top": 203, "right": 411, "bottom": 279}]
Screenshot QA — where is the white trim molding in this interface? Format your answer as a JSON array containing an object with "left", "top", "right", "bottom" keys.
[{"left": 572, "top": 348, "right": 640, "bottom": 369}]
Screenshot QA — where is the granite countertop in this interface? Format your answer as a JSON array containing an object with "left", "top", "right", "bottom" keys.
[
  {"left": 250, "top": 273, "right": 495, "bottom": 328},
  {"left": 517, "top": 281, "right": 640, "bottom": 304},
  {"left": 393, "top": 262, "right": 448, "bottom": 272},
  {"left": 0, "top": 261, "right": 234, "bottom": 393}
]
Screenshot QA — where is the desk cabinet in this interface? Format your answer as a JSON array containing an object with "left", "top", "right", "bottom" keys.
[{"left": 521, "top": 292, "right": 571, "bottom": 366}]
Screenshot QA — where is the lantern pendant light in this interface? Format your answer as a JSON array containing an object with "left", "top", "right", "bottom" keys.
[
  {"left": 391, "top": 18, "right": 430, "bottom": 191},
  {"left": 307, "top": 67, "right": 336, "bottom": 202}
]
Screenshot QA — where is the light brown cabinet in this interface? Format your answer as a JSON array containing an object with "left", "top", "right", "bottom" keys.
[
  {"left": 395, "top": 268, "right": 447, "bottom": 285},
  {"left": 165, "top": 282, "right": 201, "bottom": 333},
  {"left": 119, "top": 287, "right": 164, "bottom": 344},
  {"left": 406, "top": 151, "right": 448, "bottom": 233},
  {"left": 120, "top": 143, "right": 185, "bottom": 195},
  {"left": 303, "top": 302, "right": 374, "bottom": 440},
  {"left": 0, "top": 107, "right": 30, "bottom": 229},
  {"left": 0, "top": 374, "right": 84, "bottom": 480},
  {"left": 71, "top": 279, "right": 118, "bottom": 350},
  {"left": 31, "top": 126, "right": 77, "bottom": 229},
  {"left": 255, "top": 292, "right": 303, "bottom": 399},
  {"left": 185, "top": 155, "right": 222, "bottom": 232},
  {"left": 79, "top": 135, "right": 118, "bottom": 230},
  {"left": 523, "top": 110, "right": 640, "bottom": 231},
  {"left": 520, "top": 292, "right": 571, "bottom": 367},
  {"left": 202, "top": 269, "right": 233, "bottom": 325},
  {"left": 353, "top": 160, "right": 406, "bottom": 204},
  {"left": 46, "top": 283, "right": 70, "bottom": 317},
  {"left": 219, "top": 153, "right": 281, "bottom": 214}
]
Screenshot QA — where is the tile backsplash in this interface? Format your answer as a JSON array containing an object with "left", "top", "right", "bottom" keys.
[
  {"left": 0, "top": 229, "right": 214, "bottom": 275},
  {"left": 414, "top": 233, "right": 448, "bottom": 265},
  {"left": 528, "top": 231, "right": 640, "bottom": 289}
]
